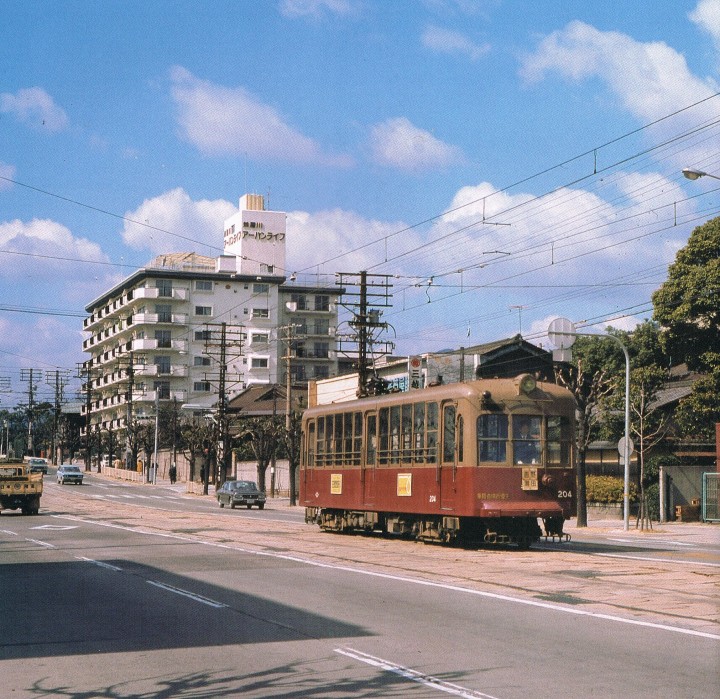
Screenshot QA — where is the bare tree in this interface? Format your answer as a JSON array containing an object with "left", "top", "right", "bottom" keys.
[{"left": 234, "top": 416, "right": 281, "bottom": 493}]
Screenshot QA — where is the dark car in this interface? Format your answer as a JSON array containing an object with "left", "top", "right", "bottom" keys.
[
  {"left": 57, "top": 464, "right": 84, "bottom": 485},
  {"left": 217, "top": 480, "right": 266, "bottom": 509},
  {"left": 28, "top": 458, "right": 49, "bottom": 475}
]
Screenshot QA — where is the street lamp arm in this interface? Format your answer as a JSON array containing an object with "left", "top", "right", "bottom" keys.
[{"left": 682, "top": 167, "right": 720, "bottom": 181}]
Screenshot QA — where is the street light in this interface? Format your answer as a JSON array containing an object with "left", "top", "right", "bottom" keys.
[{"left": 682, "top": 167, "right": 720, "bottom": 181}]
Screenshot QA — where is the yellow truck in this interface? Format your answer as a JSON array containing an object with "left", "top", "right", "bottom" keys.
[{"left": 0, "top": 459, "right": 42, "bottom": 515}]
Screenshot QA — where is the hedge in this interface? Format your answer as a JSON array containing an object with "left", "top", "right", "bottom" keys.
[{"left": 586, "top": 475, "right": 638, "bottom": 503}]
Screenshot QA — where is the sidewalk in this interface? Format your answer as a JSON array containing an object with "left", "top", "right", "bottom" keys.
[{"left": 564, "top": 516, "right": 719, "bottom": 545}]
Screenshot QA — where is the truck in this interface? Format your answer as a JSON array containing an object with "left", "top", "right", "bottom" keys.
[{"left": 0, "top": 459, "right": 42, "bottom": 515}]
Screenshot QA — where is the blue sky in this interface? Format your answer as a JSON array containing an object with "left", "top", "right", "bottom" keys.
[{"left": 1, "top": 0, "right": 719, "bottom": 405}]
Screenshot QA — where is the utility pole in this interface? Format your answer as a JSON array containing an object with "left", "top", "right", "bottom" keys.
[
  {"left": 20, "top": 369, "right": 41, "bottom": 456},
  {"left": 124, "top": 351, "right": 135, "bottom": 470},
  {"left": 202, "top": 322, "right": 244, "bottom": 486},
  {"left": 77, "top": 361, "right": 95, "bottom": 472},
  {"left": 336, "top": 272, "right": 394, "bottom": 398},
  {"left": 46, "top": 369, "right": 70, "bottom": 465}
]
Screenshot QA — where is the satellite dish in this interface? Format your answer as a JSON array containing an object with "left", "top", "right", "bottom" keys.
[{"left": 548, "top": 317, "right": 576, "bottom": 348}]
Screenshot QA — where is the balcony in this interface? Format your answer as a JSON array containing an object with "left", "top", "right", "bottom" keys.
[{"left": 132, "top": 312, "right": 189, "bottom": 325}]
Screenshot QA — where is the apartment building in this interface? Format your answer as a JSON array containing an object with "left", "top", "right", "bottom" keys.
[{"left": 82, "top": 194, "right": 341, "bottom": 433}]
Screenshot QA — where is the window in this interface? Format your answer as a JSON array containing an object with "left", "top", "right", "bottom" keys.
[
  {"left": 314, "top": 295, "right": 329, "bottom": 311},
  {"left": 443, "top": 405, "right": 456, "bottom": 463},
  {"left": 366, "top": 414, "right": 377, "bottom": 466},
  {"left": 291, "top": 293, "right": 307, "bottom": 310},
  {"left": 195, "top": 305, "right": 212, "bottom": 316},
  {"left": 156, "top": 279, "right": 172, "bottom": 297},
  {"left": 253, "top": 283, "right": 269, "bottom": 293},
  {"left": 194, "top": 330, "right": 211, "bottom": 341},
  {"left": 251, "top": 357, "right": 268, "bottom": 369},
  {"left": 154, "top": 330, "right": 171, "bottom": 348},
  {"left": 314, "top": 318, "right": 330, "bottom": 335},
  {"left": 513, "top": 415, "right": 542, "bottom": 465},
  {"left": 194, "top": 356, "right": 211, "bottom": 366},
  {"left": 155, "top": 304, "right": 172, "bottom": 323},
  {"left": 252, "top": 308, "right": 269, "bottom": 318},
  {"left": 195, "top": 280, "right": 212, "bottom": 291},
  {"left": 313, "top": 342, "right": 329, "bottom": 358},
  {"left": 193, "top": 381, "right": 211, "bottom": 392},
  {"left": 313, "top": 365, "right": 329, "bottom": 379},
  {"left": 154, "top": 381, "right": 170, "bottom": 399},
  {"left": 546, "top": 416, "right": 571, "bottom": 466},
  {"left": 154, "top": 356, "right": 171, "bottom": 375},
  {"left": 477, "top": 414, "right": 508, "bottom": 463},
  {"left": 251, "top": 333, "right": 269, "bottom": 344}
]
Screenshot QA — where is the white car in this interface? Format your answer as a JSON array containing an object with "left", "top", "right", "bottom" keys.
[{"left": 57, "top": 464, "right": 84, "bottom": 485}]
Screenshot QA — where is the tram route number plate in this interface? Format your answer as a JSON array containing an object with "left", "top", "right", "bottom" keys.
[{"left": 521, "top": 467, "right": 539, "bottom": 491}]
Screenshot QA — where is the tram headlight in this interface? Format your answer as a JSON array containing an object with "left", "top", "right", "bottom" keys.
[{"left": 516, "top": 374, "right": 537, "bottom": 395}]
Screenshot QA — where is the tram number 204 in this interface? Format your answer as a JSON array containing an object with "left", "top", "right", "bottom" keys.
[{"left": 558, "top": 490, "right": 572, "bottom": 499}]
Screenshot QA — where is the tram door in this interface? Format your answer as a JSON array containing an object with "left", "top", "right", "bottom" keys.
[
  {"left": 363, "top": 412, "right": 377, "bottom": 506},
  {"left": 440, "top": 402, "right": 457, "bottom": 510}
]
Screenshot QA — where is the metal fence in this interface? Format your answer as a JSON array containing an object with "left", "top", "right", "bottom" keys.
[{"left": 702, "top": 473, "right": 720, "bottom": 522}]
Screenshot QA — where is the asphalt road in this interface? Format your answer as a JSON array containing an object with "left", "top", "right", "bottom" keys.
[{"left": 1, "top": 471, "right": 718, "bottom": 698}]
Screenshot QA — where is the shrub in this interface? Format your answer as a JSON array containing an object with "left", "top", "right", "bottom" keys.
[{"left": 586, "top": 475, "right": 638, "bottom": 503}]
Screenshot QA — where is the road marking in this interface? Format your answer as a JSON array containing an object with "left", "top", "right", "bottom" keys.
[
  {"left": 1, "top": 529, "right": 19, "bottom": 536},
  {"left": 147, "top": 580, "right": 227, "bottom": 608},
  {"left": 76, "top": 556, "right": 123, "bottom": 572},
  {"left": 608, "top": 537, "right": 695, "bottom": 547},
  {"left": 53, "top": 514, "right": 720, "bottom": 641},
  {"left": 25, "top": 538, "right": 55, "bottom": 548},
  {"left": 594, "top": 552, "right": 720, "bottom": 568},
  {"left": 336, "top": 647, "right": 500, "bottom": 699},
  {"left": 30, "top": 524, "right": 79, "bottom": 530}
]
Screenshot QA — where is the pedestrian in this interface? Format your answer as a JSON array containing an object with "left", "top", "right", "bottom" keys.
[{"left": 169, "top": 463, "right": 177, "bottom": 484}]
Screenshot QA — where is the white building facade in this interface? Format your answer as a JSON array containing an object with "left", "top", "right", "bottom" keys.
[{"left": 82, "top": 195, "right": 341, "bottom": 434}]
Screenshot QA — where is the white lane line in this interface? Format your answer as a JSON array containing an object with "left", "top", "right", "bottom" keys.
[
  {"left": 336, "top": 647, "right": 500, "bottom": 699},
  {"left": 594, "top": 552, "right": 720, "bottom": 568},
  {"left": 53, "top": 514, "right": 720, "bottom": 641},
  {"left": 608, "top": 537, "right": 696, "bottom": 547},
  {"left": 147, "top": 580, "right": 227, "bottom": 608},
  {"left": 1, "top": 529, "right": 19, "bottom": 535},
  {"left": 25, "top": 538, "right": 55, "bottom": 548},
  {"left": 76, "top": 556, "right": 123, "bottom": 572}
]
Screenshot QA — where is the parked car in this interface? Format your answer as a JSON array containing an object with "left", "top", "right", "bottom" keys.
[
  {"left": 217, "top": 480, "right": 266, "bottom": 509},
  {"left": 57, "top": 464, "right": 84, "bottom": 485},
  {"left": 28, "top": 458, "right": 49, "bottom": 475}
]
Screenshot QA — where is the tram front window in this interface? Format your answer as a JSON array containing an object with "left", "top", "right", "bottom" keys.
[{"left": 513, "top": 416, "right": 541, "bottom": 464}]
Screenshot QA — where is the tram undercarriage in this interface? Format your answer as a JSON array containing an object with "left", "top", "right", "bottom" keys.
[{"left": 305, "top": 507, "right": 569, "bottom": 548}]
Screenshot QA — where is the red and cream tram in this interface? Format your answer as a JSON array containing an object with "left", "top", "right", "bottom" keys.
[{"left": 300, "top": 374, "right": 576, "bottom": 548}]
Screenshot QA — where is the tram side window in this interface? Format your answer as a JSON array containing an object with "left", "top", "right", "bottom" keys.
[
  {"left": 390, "top": 406, "right": 401, "bottom": 464},
  {"left": 427, "top": 402, "right": 438, "bottom": 462},
  {"left": 513, "top": 415, "right": 542, "bottom": 465},
  {"left": 413, "top": 402, "right": 425, "bottom": 463},
  {"left": 477, "top": 414, "right": 508, "bottom": 463},
  {"left": 401, "top": 404, "right": 412, "bottom": 463},
  {"left": 343, "top": 412, "right": 353, "bottom": 465},
  {"left": 317, "top": 417, "right": 326, "bottom": 466},
  {"left": 366, "top": 414, "right": 377, "bottom": 465},
  {"left": 442, "top": 405, "right": 456, "bottom": 463},
  {"left": 307, "top": 421, "right": 315, "bottom": 466},
  {"left": 546, "top": 416, "right": 570, "bottom": 466},
  {"left": 379, "top": 407, "right": 389, "bottom": 465},
  {"left": 353, "top": 412, "right": 362, "bottom": 465}
]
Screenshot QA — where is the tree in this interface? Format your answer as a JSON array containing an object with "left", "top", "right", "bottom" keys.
[
  {"left": 282, "top": 411, "right": 302, "bottom": 506},
  {"left": 555, "top": 336, "right": 618, "bottom": 526},
  {"left": 674, "top": 368, "right": 720, "bottom": 440},
  {"left": 179, "top": 418, "right": 215, "bottom": 493},
  {"left": 652, "top": 216, "right": 720, "bottom": 372},
  {"left": 234, "top": 416, "right": 282, "bottom": 493}
]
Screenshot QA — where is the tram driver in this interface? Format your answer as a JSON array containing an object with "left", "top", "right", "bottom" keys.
[{"left": 514, "top": 417, "right": 540, "bottom": 464}]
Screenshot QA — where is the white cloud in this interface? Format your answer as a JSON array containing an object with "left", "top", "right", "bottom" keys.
[
  {"left": 279, "top": 0, "right": 359, "bottom": 19},
  {"left": 519, "top": 20, "right": 717, "bottom": 124},
  {"left": 0, "top": 218, "right": 108, "bottom": 278},
  {"left": 689, "top": 0, "right": 720, "bottom": 52},
  {"left": 369, "top": 117, "right": 466, "bottom": 171},
  {"left": 0, "top": 87, "right": 68, "bottom": 131},
  {"left": 120, "top": 187, "right": 236, "bottom": 255},
  {"left": 422, "top": 25, "right": 491, "bottom": 61},
  {"left": 170, "top": 66, "right": 352, "bottom": 166},
  {"left": 286, "top": 207, "right": 417, "bottom": 274}
]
